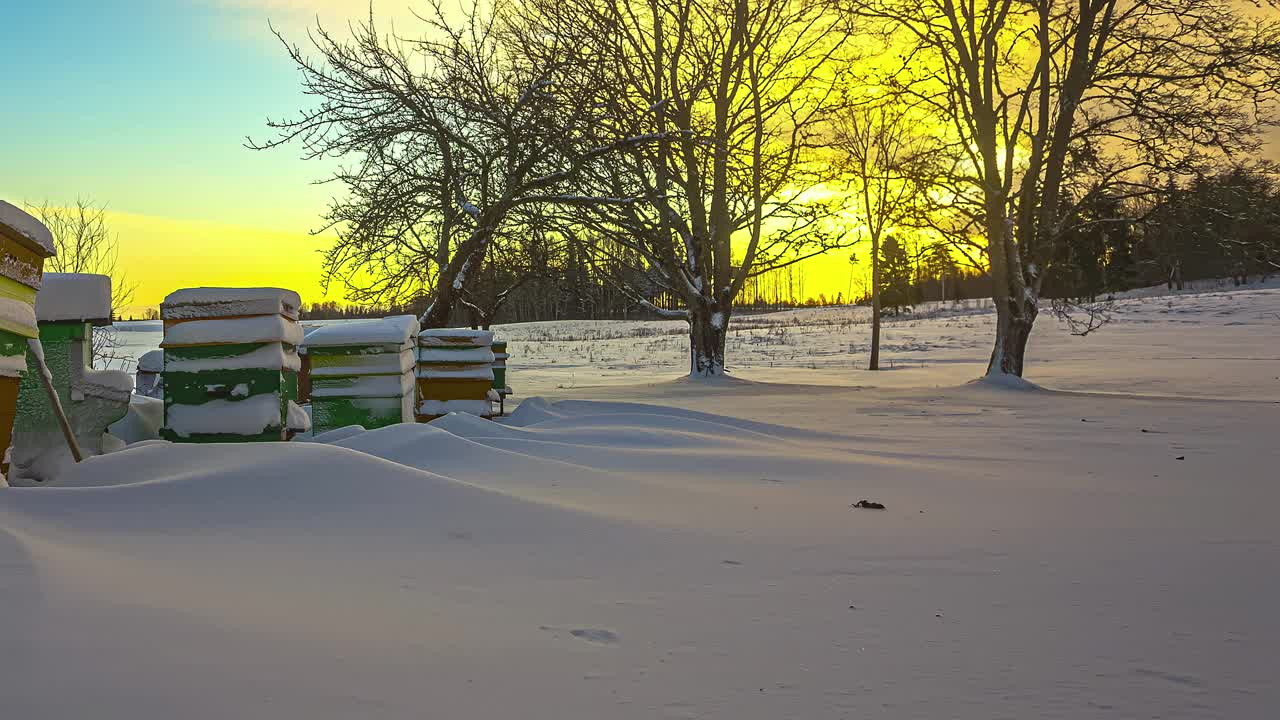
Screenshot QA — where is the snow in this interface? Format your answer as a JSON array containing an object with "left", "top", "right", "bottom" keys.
[
  {"left": 107, "top": 395, "right": 164, "bottom": 445},
  {"left": 160, "top": 287, "right": 301, "bottom": 320},
  {"left": 302, "top": 314, "right": 418, "bottom": 347},
  {"left": 286, "top": 400, "right": 311, "bottom": 433},
  {"left": 163, "top": 344, "right": 302, "bottom": 372},
  {"left": 162, "top": 393, "right": 282, "bottom": 438},
  {"left": 33, "top": 273, "right": 112, "bottom": 322},
  {"left": 418, "top": 328, "right": 495, "bottom": 345},
  {"left": 161, "top": 315, "right": 304, "bottom": 347},
  {"left": 4, "top": 280, "right": 1277, "bottom": 718},
  {"left": 415, "top": 399, "right": 494, "bottom": 416},
  {"left": 306, "top": 424, "right": 368, "bottom": 444},
  {"left": 0, "top": 351, "right": 26, "bottom": 376},
  {"left": 307, "top": 348, "right": 414, "bottom": 376},
  {"left": 311, "top": 373, "right": 415, "bottom": 398},
  {"left": 0, "top": 295, "right": 38, "bottom": 336},
  {"left": 136, "top": 349, "right": 163, "bottom": 372},
  {"left": 417, "top": 346, "right": 496, "bottom": 364},
  {"left": 416, "top": 366, "right": 495, "bottom": 380},
  {"left": 0, "top": 200, "right": 55, "bottom": 254},
  {"left": 79, "top": 368, "right": 134, "bottom": 398}
]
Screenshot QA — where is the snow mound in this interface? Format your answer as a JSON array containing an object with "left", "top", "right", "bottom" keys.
[
  {"left": 30, "top": 444, "right": 591, "bottom": 536},
  {"left": 34, "top": 273, "right": 112, "bottom": 322},
  {"left": 108, "top": 395, "right": 164, "bottom": 445},
  {"left": 970, "top": 372, "right": 1044, "bottom": 392},
  {"left": 306, "top": 424, "right": 367, "bottom": 443}
]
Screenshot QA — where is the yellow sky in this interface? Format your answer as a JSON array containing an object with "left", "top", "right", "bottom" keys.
[{"left": 104, "top": 210, "right": 334, "bottom": 316}]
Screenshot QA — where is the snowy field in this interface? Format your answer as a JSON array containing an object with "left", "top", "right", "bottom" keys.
[{"left": 3, "top": 280, "right": 1278, "bottom": 718}]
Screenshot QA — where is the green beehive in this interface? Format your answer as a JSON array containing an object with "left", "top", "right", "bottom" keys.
[
  {"left": 490, "top": 340, "right": 509, "bottom": 393},
  {"left": 11, "top": 273, "right": 132, "bottom": 483},
  {"left": 303, "top": 315, "right": 418, "bottom": 434},
  {"left": 159, "top": 287, "right": 305, "bottom": 443}
]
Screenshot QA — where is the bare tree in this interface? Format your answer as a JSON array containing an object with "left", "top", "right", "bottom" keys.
[
  {"left": 457, "top": 206, "right": 564, "bottom": 328},
  {"left": 27, "top": 198, "right": 137, "bottom": 368},
  {"left": 540, "top": 0, "right": 853, "bottom": 376},
  {"left": 832, "top": 96, "right": 933, "bottom": 370},
  {"left": 251, "top": 0, "right": 662, "bottom": 328},
  {"left": 854, "top": 0, "right": 1280, "bottom": 377}
]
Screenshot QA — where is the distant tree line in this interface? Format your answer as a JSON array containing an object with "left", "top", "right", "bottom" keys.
[{"left": 301, "top": 163, "right": 1280, "bottom": 327}]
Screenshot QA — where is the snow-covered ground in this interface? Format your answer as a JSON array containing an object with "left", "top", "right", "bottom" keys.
[{"left": 3, "top": 281, "right": 1278, "bottom": 718}]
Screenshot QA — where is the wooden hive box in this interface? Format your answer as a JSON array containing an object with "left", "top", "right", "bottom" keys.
[
  {"left": 303, "top": 315, "right": 418, "bottom": 434},
  {"left": 416, "top": 328, "right": 495, "bottom": 421},
  {"left": 0, "top": 201, "right": 56, "bottom": 479},
  {"left": 159, "top": 287, "right": 305, "bottom": 442}
]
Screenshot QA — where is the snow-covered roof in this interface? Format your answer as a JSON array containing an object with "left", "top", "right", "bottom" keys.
[
  {"left": 418, "top": 328, "right": 495, "bottom": 347},
  {"left": 35, "top": 273, "right": 112, "bottom": 323},
  {"left": 302, "top": 315, "right": 419, "bottom": 348},
  {"left": 161, "top": 287, "right": 301, "bottom": 320},
  {"left": 0, "top": 200, "right": 56, "bottom": 255},
  {"left": 136, "top": 349, "right": 164, "bottom": 373}
]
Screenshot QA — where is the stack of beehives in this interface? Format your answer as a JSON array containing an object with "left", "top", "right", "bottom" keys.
[
  {"left": 303, "top": 315, "right": 418, "bottom": 434},
  {"left": 0, "top": 201, "right": 56, "bottom": 481},
  {"left": 159, "top": 287, "right": 305, "bottom": 442},
  {"left": 415, "top": 328, "right": 495, "bottom": 421}
]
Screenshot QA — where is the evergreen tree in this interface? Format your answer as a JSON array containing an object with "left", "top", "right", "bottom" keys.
[{"left": 880, "top": 236, "right": 914, "bottom": 315}]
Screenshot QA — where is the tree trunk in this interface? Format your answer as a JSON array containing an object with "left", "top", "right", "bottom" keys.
[
  {"left": 421, "top": 290, "right": 455, "bottom": 329},
  {"left": 987, "top": 299, "right": 1037, "bottom": 377},
  {"left": 689, "top": 307, "right": 728, "bottom": 378},
  {"left": 869, "top": 235, "right": 881, "bottom": 371}
]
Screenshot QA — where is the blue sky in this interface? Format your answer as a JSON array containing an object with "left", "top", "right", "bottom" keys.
[{"left": 2, "top": 0, "right": 338, "bottom": 230}]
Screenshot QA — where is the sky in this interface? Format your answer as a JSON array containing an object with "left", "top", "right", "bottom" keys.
[
  {"left": 0, "top": 1, "right": 381, "bottom": 314},
  {"left": 3, "top": 1, "right": 1277, "bottom": 315}
]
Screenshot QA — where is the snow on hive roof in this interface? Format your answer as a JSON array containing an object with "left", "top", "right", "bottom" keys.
[
  {"left": 136, "top": 349, "right": 164, "bottom": 372},
  {"left": 161, "top": 287, "right": 301, "bottom": 320},
  {"left": 418, "top": 328, "right": 494, "bottom": 347},
  {"left": 0, "top": 200, "right": 56, "bottom": 255},
  {"left": 35, "top": 273, "right": 112, "bottom": 323},
  {"left": 302, "top": 315, "right": 419, "bottom": 348}
]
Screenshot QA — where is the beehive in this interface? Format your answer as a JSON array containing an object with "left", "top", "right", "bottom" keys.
[
  {"left": 303, "top": 315, "right": 418, "bottom": 434},
  {"left": 135, "top": 349, "right": 164, "bottom": 399},
  {"left": 159, "top": 287, "right": 304, "bottom": 442},
  {"left": 491, "top": 340, "right": 510, "bottom": 394},
  {"left": 0, "top": 201, "right": 56, "bottom": 480},
  {"left": 11, "top": 273, "right": 132, "bottom": 483},
  {"left": 416, "top": 328, "right": 495, "bottom": 421}
]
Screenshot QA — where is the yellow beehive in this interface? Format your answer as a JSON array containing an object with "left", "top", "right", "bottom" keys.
[{"left": 415, "top": 328, "right": 495, "bottom": 421}]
